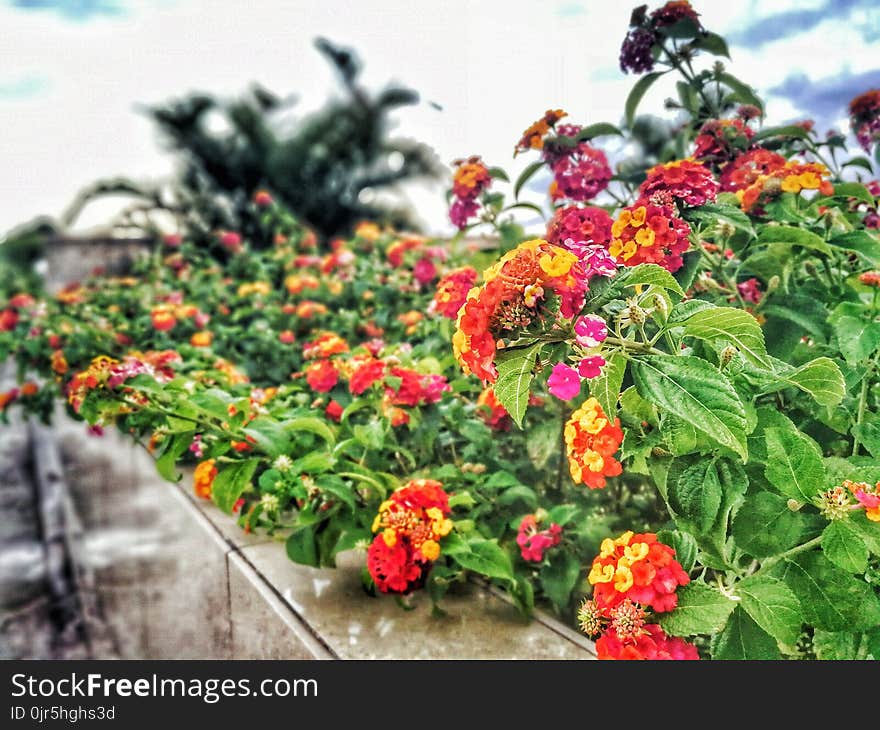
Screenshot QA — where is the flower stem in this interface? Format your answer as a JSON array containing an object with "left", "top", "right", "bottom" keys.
[{"left": 852, "top": 371, "right": 870, "bottom": 456}]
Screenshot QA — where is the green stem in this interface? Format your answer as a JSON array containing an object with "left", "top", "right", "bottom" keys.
[
  {"left": 751, "top": 536, "right": 823, "bottom": 578},
  {"left": 603, "top": 335, "right": 666, "bottom": 356},
  {"left": 852, "top": 372, "right": 870, "bottom": 457}
]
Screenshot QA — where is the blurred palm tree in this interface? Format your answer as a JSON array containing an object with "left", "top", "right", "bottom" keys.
[{"left": 62, "top": 37, "right": 443, "bottom": 247}]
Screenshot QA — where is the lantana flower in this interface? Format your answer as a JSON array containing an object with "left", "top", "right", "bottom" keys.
[
  {"left": 608, "top": 202, "right": 692, "bottom": 273},
  {"left": 564, "top": 397, "right": 624, "bottom": 489}
]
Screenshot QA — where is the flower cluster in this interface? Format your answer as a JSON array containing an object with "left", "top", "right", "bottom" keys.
[
  {"left": 578, "top": 530, "right": 697, "bottom": 660},
  {"left": 514, "top": 109, "right": 567, "bottom": 155},
  {"left": 619, "top": 1, "right": 702, "bottom": 75},
  {"left": 303, "top": 332, "right": 349, "bottom": 360},
  {"left": 722, "top": 149, "right": 834, "bottom": 212},
  {"left": 367, "top": 479, "right": 453, "bottom": 593},
  {"left": 639, "top": 159, "right": 719, "bottom": 207},
  {"left": 430, "top": 266, "right": 478, "bottom": 319},
  {"left": 818, "top": 480, "right": 880, "bottom": 522},
  {"left": 452, "top": 239, "right": 588, "bottom": 382},
  {"left": 449, "top": 156, "right": 492, "bottom": 229},
  {"left": 608, "top": 202, "right": 692, "bottom": 272},
  {"left": 693, "top": 118, "right": 754, "bottom": 166},
  {"left": 849, "top": 89, "right": 880, "bottom": 152},
  {"left": 545, "top": 205, "right": 613, "bottom": 248},
  {"left": 564, "top": 397, "right": 623, "bottom": 489},
  {"left": 194, "top": 459, "right": 218, "bottom": 499},
  {"left": 545, "top": 125, "right": 612, "bottom": 203},
  {"left": 476, "top": 387, "right": 511, "bottom": 431},
  {"left": 859, "top": 271, "right": 880, "bottom": 288},
  {"left": 516, "top": 513, "right": 562, "bottom": 562}
]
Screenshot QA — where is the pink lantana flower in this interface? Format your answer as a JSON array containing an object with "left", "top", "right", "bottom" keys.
[
  {"left": 574, "top": 314, "right": 608, "bottom": 348},
  {"left": 578, "top": 355, "right": 606, "bottom": 379},
  {"left": 547, "top": 362, "right": 582, "bottom": 401}
]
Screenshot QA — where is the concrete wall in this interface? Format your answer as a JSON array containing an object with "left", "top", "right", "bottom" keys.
[{"left": 2, "top": 413, "right": 596, "bottom": 660}]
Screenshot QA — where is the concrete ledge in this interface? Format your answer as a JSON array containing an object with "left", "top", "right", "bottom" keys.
[{"left": 48, "top": 416, "right": 597, "bottom": 660}]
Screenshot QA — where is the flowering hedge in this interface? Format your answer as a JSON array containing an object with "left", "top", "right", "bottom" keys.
[{"left": 3, "top": 0, "right": 880, "bottom": 660}]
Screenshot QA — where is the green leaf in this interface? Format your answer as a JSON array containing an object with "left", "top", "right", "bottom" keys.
[
  {"left": 832, "top": 315, "right": 880, "bottom": 365},
  {"left": 821, "top": 520, "right": 868, "bottom": 574},
  {"left": 658, "top": 582, "right": 736, "bottom": 636},
  {"left": 656, "top": 529, "right": 698, "bottom": 572},
  {"left": 588, "top": 352, "right": 626, "bottom": 418},
  {"left": 496, "top": 485, "right": 539, "bottom": 510},
  {"left": 486, "top": 166, "right": 510, "bottom": 182},
  {"left": 677, "top": 306, "right": 770, "bottom": 368},
  {"left": 760, "top": 296, "right": 829, "bottom": 341},
  {"left": 242, "top": 417, "right": 291, "bottom": 457},
  {"left": 694, "top": 31, "right": 730, "bottom": 58},
  {"left": 672, "top": 250, "right": 702, "bottom": 293},
  {"left": 681, "top": 202, "right": 755, "bottom": 238},
  {"left": 513, "top": 160, "right": 546, "bottom": 200},
  {"left": 315, "top": 475, "right": 356, "bottom": 512},
  {"left": 539, "top": 552, "right": 581, "bottom": 610},
  {"left": 667, "top": 299, "right": 716, "bottom": 325},
  {"left": 449, "top": 538, "right": 515, "bottom": 583},
  {"left": 732, "top": 491, "right": 817, "bottom": 558},
  {"left": 710, "top": 607, "right": 782, "bottom": 660},
  {"left": 155, "top": 432, "right": 193, "bottom": 483},
  {"left": 285, "top": 525, "right": 319, "bottom": 567},
  {"left": 849, "top": 513, "right": 880, "bottom": 556},
  {"left": 526, "top": 418, "right": 561, "bottom": 470},
  {"left": 750, "top": 125, "right": 812, "bottom": 143},
  {"left": 717, "top": 72, "right": 764, "bottom": 114},
  {"left": 764, "top": 427, "right": 826, "bottom": 503},
  {"left": 631, "top": 355, "right": 748, "bottom": 460},
  {"left": 617, "top": 262, "right": 686, "bottom": 297},
  {"left": 547, "top": 504, "right": 580, "bottom": 526},
  {"left": 812, "top": 630, "right": 860, "bottom": 660},
  {"left": 757, "top": 225, "right": 831, "bottom": 255},
  {"left": 737, "top": 575, "right": 803, "bottom": 646},
  {"left": 625, "top": 71, "right": 667, "bottom": 128},
  {"left": 668, "top": 458, "right": 723, "bottom": 534},
  {"left": 575, "top": 122, "right": 623, "bottom": 141},
  {"left": 782, "top": 551, "right": 880, "bottom": 631},
  {"left": 291, "top": 451, "right": 335, "bottom": 475},
  {"left": 828, "top": 230, "right": 880, "bottom": 266},
  {"left": 768, "top": 357, "right": 845, "bottom": 407},
  {"left": 502, "top": 201, "right": 546, "bottom": 219},
  {"left": 825, "top": 182, "right": 876, "bottom": 206},
  {"left": 493, "top": 341, "right": 543, "bottom": 428},
  {"left": 211, "top": 458, "right": 259, "bottom": 514},
  {"left": 283, "top": 416, "right": 336, "bottom": 446},
  {"left": 353, "top": 420, "right": 386, "bottom": 450}
]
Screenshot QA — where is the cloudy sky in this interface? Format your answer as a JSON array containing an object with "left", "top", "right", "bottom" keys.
[{"left": 1, "top": 0, "right": 879, "bottom": 238}]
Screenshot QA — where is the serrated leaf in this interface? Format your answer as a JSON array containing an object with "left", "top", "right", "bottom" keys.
[
  {"left": 493, "top": 341, "right": 543, "bottom": 428},
  {"left": 526, "top": 418, "right": 561, "bottom": 470},
  {"left": 757, "top": 225, "right": 831, "bottom": 255},
  {"left": 588, "top": 352, "right": 626, "bottom": 418},
  {"left": 667, "top": 299, "right": 716, "bottom": 325},
  {"left": 782, "top": 551, "right": 880, "bottom": 631},
  {"left": 668, "top": 458, "right": 722, "bottom": 534},
  {"left": 678, "top": 306, "right": 770, "bottom": 368},
  {"left": 656, "top": 529, "right": 698, "bottom": 572},
  {"left": 625, "top": 71, "right": 667, "bottom": 128},
  {"left": 212, "top": 458, "right": 259, "bottom": 513},
  {"left": 450, "top": 538, "right": 515, "bottom": 583},
  {"left": 824, "top": 182, "right": 876, "bottom": 206},
  {"left": 681, "top": 202, "right": 755, "bottom": 237},
  {"left": 732, "top": 491, "right": 817, "bottom": 558},
  {"left": 828, "top": 230, "right": 880, "bottom": 266},
  {"left": 631, "top": 355, "right": 748, "bottom": 460},
  {"left": 832, "top": 315, "right": 880, "bottom": 365},
  {"left": 812, "top": 630, "right": 860, "bottom": 660},
  {"left": 717, "top": 72, "right": 764, "bottom": 114},
  {"left": 767, "top": 357, "right": 845, "bottom": 407},
  {"left": 658, "top": 582, "right": 736, "bottom": 636},
  {"left": 283, "top": 416, "right": 336, "bottom": 446},
  {"left": 710, "top": 606, "right": 781, "bottom": 660},
  {"left": 764, "top": 427, "right": 826, "bottom": 503},
  {"left": 737, "top": 575, "right": 803, "bottom": 645},
  {"left": 751, "top": 125, "right": 812, "bottom": 143},
  {"left": 694, "top": 31, "right": 730, "bottom": 58},
  {"left": 821, "top": 520, "right": 868, "bottom": 573}
]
